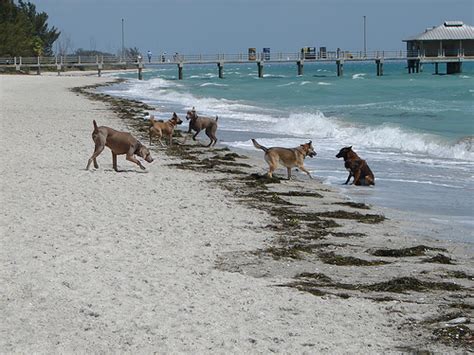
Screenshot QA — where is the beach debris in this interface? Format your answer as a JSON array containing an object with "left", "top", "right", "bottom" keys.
[
  {"left": 422, "top": 253, "right": 455, "bottom": 264},
  {"left": 318, "top": 251, "right": 389, "bottom": 266},
  {"left": 446, "top": 317, "right": 469, "bottom": 325},
  {"left": 369, "top": 245, "right": 445, "bottom": 257},
  {"left": 314, "top": 210, "right": 385, "bottom": 224},
  {"left": 433, "top": 325, "right": 473, "bottom": 348},
  {"left": 332, "top": 201, "right": 371, "bottom": 209}
]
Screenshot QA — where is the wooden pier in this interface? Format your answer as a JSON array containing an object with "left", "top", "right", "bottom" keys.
[{"left": 1, "top": 50, "right": 472, "bottom": 79}]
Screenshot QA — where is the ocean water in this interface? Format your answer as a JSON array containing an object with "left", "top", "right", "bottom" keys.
[{"left": 101, "top": 61, "right": 474, "bottom": 243}]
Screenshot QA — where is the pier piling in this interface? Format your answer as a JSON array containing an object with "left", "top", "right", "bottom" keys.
[
  {"left": 376, "top": 59, "right": 384, "bottom": 76},
  {"left": 257, "top": 61, "right": 264, "bottom": 78},
  {"left": 218, "top": 62, "right": 224, "bottom": 79},
  {"left": 297, "top": 60, "right": 304, "bottom": 76},
  {"left": 178, "top": 63, "right": 183, "bottom": 80},
  {"left": 336, "top": 59, "right": 344, "bottom": 77}
]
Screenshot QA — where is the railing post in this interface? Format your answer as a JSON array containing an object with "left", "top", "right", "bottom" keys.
[
  {"left": 56, "top": 55, "right": 61, "bottom": 75},
  {"left": 36, "top": 56, "right": 41, "bottom": 75},
  {"left": 137, "top": 55, "right": 143, "bottom": 80}
]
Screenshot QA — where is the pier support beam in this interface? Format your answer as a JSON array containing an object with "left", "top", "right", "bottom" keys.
[
  {"left": 376, "top": 59, "right": 384, "bottom": 76},
  {"left": 217, "top": 62, "right": 224, "bottom": 79},
  {"left": 336, "top": 59, "right": 344, "bottom": 77},
  {"left": 257, "top": 61, "right": 264, "bottom": 78},
  {"left": 415, "top": 60, "right": 420, "bottom": 73},
  {"left": 178, "top": 63, "right": 183, "bottom": 80},
  {"left": 98, "top": 63, "right": 103, "bottom": 77},
  {"left": 447, "top": 62, "right": 462, "bottom": 74},
  {"left": 56, "top": 64, "right": 62, "bottom": 76},
  {"left": 297, "top": 60, "right": 304, "bottom": 76},
  {"left": 434, "top": 62, "right": 439, "bottom": 75}
]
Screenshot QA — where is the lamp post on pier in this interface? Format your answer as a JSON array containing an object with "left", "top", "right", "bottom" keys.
[
  {"left": 121, "top": 18, "right": 125, "bottom": 60},
  {"left": 363, "top": 15, "right": 367, "bottom": 58}
]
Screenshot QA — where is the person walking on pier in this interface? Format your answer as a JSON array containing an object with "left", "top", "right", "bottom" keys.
[{"left": 147, "top": 50, "right": 152, "bottom": 63}]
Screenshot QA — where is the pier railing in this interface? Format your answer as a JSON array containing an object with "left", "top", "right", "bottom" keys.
[
  {"left": 1, "top": 49, "right": 473, "bottom": 67},
  {"left": 1, "top": 50, "right": 471, "bottom": 77}
]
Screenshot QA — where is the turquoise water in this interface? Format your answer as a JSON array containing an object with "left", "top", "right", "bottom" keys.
[{"left": 102, "top": 61, "right": 474, "bottom": 243}]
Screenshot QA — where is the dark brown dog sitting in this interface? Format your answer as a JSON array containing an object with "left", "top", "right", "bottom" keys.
[
  {"left": 336, "top": 146, "right": 375, "bottom": 186},
  {"left": 185, "top": 107, "right": 218, "bottom": 147}
]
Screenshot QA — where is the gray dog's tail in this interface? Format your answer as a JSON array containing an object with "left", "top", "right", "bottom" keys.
[
  {"left": 251, "top": 139, "right": 268, "bottom": 152},
  {"left": 93, "top": 120, "right": 98, "bottom": 132}
]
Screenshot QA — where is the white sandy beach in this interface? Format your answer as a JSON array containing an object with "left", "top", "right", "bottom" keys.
[{"left": 0, "top": 73, "right": 472, "bottom": 353}]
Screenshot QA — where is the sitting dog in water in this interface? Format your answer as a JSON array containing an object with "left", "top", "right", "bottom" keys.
[
  {"left": 86, "top": 120, "right": 153, "bottom": 172},
  {"left": 252, "top": 139, "right": 317, "bottom": 179},
  {"left": 149, "top": 112, "right": 183, "bottom": 146},
  {"left": 186, "top": 107, "right": 218, "bottom": 147},
  {"left": 336, "top": 146, "right": 375, "bottom": 186}
]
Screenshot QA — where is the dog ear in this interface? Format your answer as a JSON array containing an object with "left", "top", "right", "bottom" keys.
[
  {"left": 349, "top": 146, "right": 352, "bottom": 149},
  {"left": 309, "top": 140, "right": 312, "bottom": 145}
]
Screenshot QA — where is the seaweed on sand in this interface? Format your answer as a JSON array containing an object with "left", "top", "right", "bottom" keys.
[
  {"left": 422, "top": 253, "right": 455, "bottom": 264},
  {"left": 318, "top": 251, "right": 389, "bottom": 266},
  {"left": 364, "top": 277, "right": 462, "bottom": 293},
  {"left": 332, "top": 202, "right": 371, "bottom": 209},
  {"left": 315, "top": 210, "right": 385, "bottom": 224},
  {"left": 370, "top": 245, "right": 446, "bottom": 257}
]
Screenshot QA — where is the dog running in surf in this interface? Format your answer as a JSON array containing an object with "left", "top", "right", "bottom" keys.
[{"left": 252, "top": 139, "right": 317, "bottom": 179}]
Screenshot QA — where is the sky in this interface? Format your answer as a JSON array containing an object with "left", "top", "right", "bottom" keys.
[{"left": 34, "top": 0, "right": 473, "bottom": 55}]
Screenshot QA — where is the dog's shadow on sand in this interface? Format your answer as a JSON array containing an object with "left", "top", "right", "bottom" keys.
[{"left": 85, "top": 168, "right": 149, "bottom": 174}]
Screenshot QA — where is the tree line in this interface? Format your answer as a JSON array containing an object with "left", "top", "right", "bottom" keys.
[
  {"left": 0, "top": 0, "right": 60, "bottom": 56},
  {"left": 0, "top": 0, "right": 142, "bottom": 59}
]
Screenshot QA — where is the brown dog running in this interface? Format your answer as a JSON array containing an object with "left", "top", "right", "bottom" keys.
[
  {"left": 186, "top": 107, "right": 218, "bottom": 147},
  {"left": 86, "top": 120, "right": 154, "bottom": 172},
  {"left": 149, "top": 112, "right": 183, "bottom": 146},
  {"left": 252, "top": 139, "right": 317, "bottom": 179},
  {"left": 335, "top": 146, "right": 375, "bottom": 186}
]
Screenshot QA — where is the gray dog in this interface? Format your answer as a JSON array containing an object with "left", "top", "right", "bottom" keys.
[
  {"left": 186, "top": 107, "right": 218, "bottom": 147},
  {"left": 86, "top": 120, "right": 153, "bottom": 172}
]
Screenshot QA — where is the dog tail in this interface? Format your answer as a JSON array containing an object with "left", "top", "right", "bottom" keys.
[
  {"left": 251, "top": 139, "right": 268, "bottom": 152},
  {"left": 93, "top": 120, "right": 98, "bottom": 132}
]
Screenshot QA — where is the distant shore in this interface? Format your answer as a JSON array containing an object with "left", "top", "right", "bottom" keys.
[{"left": 0, "top": 73, "right": 472, "bottom": 353}]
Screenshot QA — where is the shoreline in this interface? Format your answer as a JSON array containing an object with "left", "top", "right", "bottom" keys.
[
  {"left": 95, "top": 74, "right": 474, "bottom": 246},
  {"left": 1, "top": 74, "right": 472, "bottom": 352}
]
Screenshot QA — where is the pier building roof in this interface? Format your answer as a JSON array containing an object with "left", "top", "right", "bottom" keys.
[{"left": 403, "top": 21, "right": 474, "bottom": 41}]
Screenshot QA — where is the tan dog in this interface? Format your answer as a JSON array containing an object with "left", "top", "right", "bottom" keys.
[
  {"left": 86, "top": 120, "right": 153, "bottom": 172},
  {"left": 149, "top": 113, "right": 183, "bottom": 146},
  {"left": 185, "top": 107, "right": 218, "bottom": 147},
  {"left": 336, "top": 146, "right": 375, "bottom": 186},
  {"left": 252, "top": 139, "right": 317, "bottom": 179}
]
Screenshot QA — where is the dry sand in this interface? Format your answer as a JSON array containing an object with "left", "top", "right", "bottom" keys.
[{"left": 0, "top": 73, "right": 472, "bottom": 353}]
